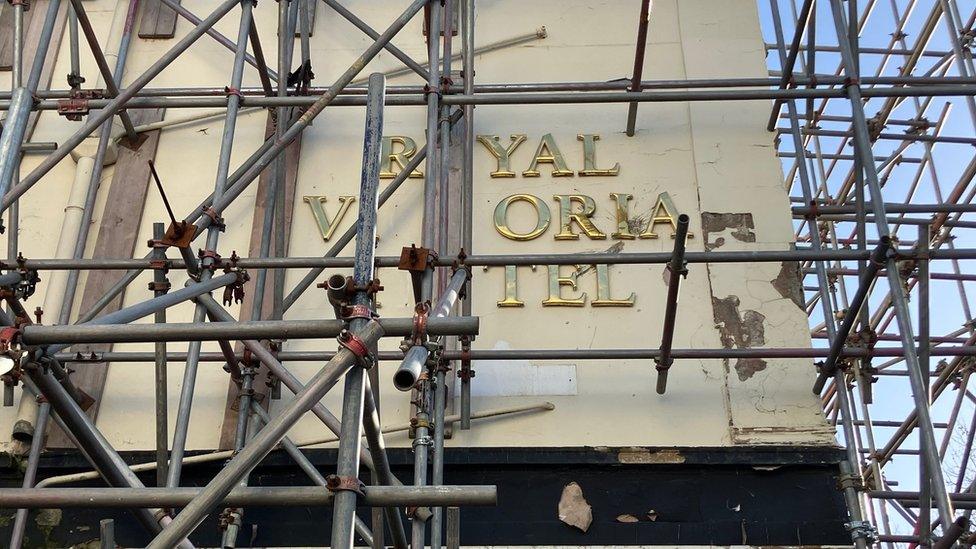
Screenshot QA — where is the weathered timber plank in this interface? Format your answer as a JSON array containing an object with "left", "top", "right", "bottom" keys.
[
  {"left": 46, "top": 109, "right": 165, "bottom": 448},
  {"left": 138, "top": 0, "right": 180, "bottom": 40}
]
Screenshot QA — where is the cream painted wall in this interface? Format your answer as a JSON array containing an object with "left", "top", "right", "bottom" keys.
[{"left": 0, "top": 0, "right": 834, "bottom": 450}]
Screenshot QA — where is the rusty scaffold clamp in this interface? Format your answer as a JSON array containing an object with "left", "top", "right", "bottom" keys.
[
  {"left": 326, "top": 474, "right": 365, "bottom": 498},
  {"left": 0, "top": 326, "right": 23, "bottom": 406},
  {"left": 398, "top": 244, "right": 436, "bottom": 305},
  {"left": 222, "top": 252, "right": 249, "bottom": 306},
  {"left": 57, "top": 89, "right": 103, "bottom": 121}
]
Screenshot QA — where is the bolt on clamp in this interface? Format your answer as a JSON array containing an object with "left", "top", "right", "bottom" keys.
[{"left": 844, "top": 520, "right": 878, "bottom": 543}]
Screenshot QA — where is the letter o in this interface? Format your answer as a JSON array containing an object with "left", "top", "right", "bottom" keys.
[{"left": 493, "top": 194, "right": 551, "bottom": 241}]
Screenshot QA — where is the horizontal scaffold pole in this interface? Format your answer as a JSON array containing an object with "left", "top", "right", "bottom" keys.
[
  {"left": 21, "top": 317, "right": 479, "bottom": 345},
  {"left": 0, "top": 486, "right": 497, "bottom": 508}
]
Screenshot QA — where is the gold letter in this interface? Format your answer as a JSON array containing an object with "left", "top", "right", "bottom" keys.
[
  {"left": 496, "top": 265, "right": 525, "bottom": 307},
  {"left": 639, "top": 192, "right": 693, "bottom": 239},
  {"left": 523, "top": 133, "right": 574, "bottom": 177},
  {"left": 553, "top": 195, "right": 607, "bottom": 240},
  {"left": 380, "top": 136, "right": 424, "bottom": 179},
  {"left": 493, "top": 194, "right": 551, "bottom": 241},
  {"left": 592, "top": 264, "right": 636, "bottom": 306},
  {"left": 304, "top": 196, "right": 356, "bottom": 241},
  {"left": 543, "top": 265, "right": 586, "bottom": 306},
  {"left": 610, "top": 192, "right": 636, "bottom": 240},
  {"left": 477, "top": 134, "right": 527, "bottom": 178},
  {"left": 577, "top": 134, "right": 620, "bottom": 176}
]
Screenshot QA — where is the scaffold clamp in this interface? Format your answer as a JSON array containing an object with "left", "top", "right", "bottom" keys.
[{"left": 337, "top": 329, "right": 373, "bottom": 369}]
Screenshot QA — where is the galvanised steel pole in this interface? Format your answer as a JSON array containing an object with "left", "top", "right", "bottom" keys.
[
  {"left": 0, "top": 0, "right": 62, "bottom": 201},
  {"left": 168, "top": 0, "right": 255, "bottom": 489},
  {"left": 320, "top": 0, "right": 429, "bottom": 81},
  {"left": 363, "top": 375, "right": 409, "bottom": 549},
  {"left": 1, "top": 0, "right": 242, "bottom": 213},
  {"left": 459, "top": 0, "right": 475, "bottom": 430},
  {"left": 145, "top": 322, "right": 384, "bottom": 548},
  {"left": 66, "top": 0, "right": 139, "bottom": 141},
  {"left": 220, "top": 371, "right": 253, "bottom": 549},
  {"left": 58, "top": 0, "right": 142, "bottom": 327},
  {"left": 827, "top": 0, "right": 954, "bottom": 533},
  {"left": 1, "top": 485, "right": 497, "bottom": 508},
  {"left": 431, "top": 2, "right": 455, "bottom": 546},
  {"left": 767, "top": 0, "right": 859, "bottom": 480},
  {"left": 152, "top": 223, "right": 170, "bottom": 487},
  {"left": 43, "top": 272, "right": 240, "bottom": 355},
  {"left": 248, "top": 402, "right": 375, "bottom": 545},
  {"left": 421, "top": 0, "right": 442, "bottom": 303},
  {"left": 25, "top": 365, "right": 194, "bottom": 548},
  {"left": 331, "top": 72, "right": 386, "bottom": 549},
  {"left": 8, "top": 397, "right": 49, "bottom": 549}
]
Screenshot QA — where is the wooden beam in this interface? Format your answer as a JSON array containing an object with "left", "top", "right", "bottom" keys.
[
  {"left": 46, "top": 109, "right": 165, "bottom": 448},
  {"left": 216, "top": 112, "right": 302, "bottom": 450},
  {"left": 138, "top": 0, "right": 181, "bottom": 40}
]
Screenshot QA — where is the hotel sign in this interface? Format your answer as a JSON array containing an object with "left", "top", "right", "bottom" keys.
[{"left": 304, "top": 133, "right": 693, "bottom": 308}]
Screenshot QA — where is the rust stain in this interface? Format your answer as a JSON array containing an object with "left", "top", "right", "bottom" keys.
[
  {"left": 771, "top": 261, "right": 805, "bottom": 309},
  {"left": 701, "top": 212, "right": 756, "bottom": 251},
  {"left": 617, "top": 447, "right": 686, "bottom": 464}
]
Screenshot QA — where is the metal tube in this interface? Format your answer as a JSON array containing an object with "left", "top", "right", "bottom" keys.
[
  {"left": 66, "top": 0, "right": 139, "bottom": 142},
  {"left": 152, "top": 223, "right": 169, "bottom": 487},
  {"left": 331, "top": 72, "right": 386, "bottom": 549},
  {"left": 458, "top": 0, "right": 475, "bottom": 431},
  {"left": 394, "top": 269, "right": 470, "bottom": 391},
  {"left": 23, "top": 316, "right": 477, "bottom": 345},
  {"left": 826, "top": 0, "right": 954, "bottom": 531},
  {"left": 919, "top": 223, "right": 932, "bottom": 546},
  {"left": 0, "top": 0, "right": 62, "bottom": 201},
  {"left": 9, "top": 400, "right": 50, "bottom": 549},
  {"left": 44, "top": 272, "right": 239, "bottom": 355},
  {"left": 99, "top": 519, "right": 114, "bottom": 549},
  {"left": 145, "top": 322, "right": 383, "bottom": 548},
  {"left": 25, "top": 365, "right": 194, "bottom": 548},
  {"left": 320, "top": 0, "right": 429, "bottom": 82},
  {"left": 11, "top": 245, "right": 976, "bottom": 271},
  {"left": 2, "top": 0, "right": 242, "bottom": 213},
  {"left": 168, "top": 0, "right": 254, "bottom": 489},
  {"left": 812, "top": 239, "right": 891, "bottom": 393},
  {"left": 655, "top": 214, "right": 689, "bottom": 394},
  {"left": 157, "top": 0, "right": 278, "bottom": 82},
  {"left": 248, "top": 401, "right": 375, "bottom": 545},
  {"left": 0, "top": 486, "right": 497, "bottom": 509},
  {"left": 625, "top": 0, "right": 651, "bottom": 136},
  {"left": 363, "top": 376, "right": 409, "bottom": 549}
]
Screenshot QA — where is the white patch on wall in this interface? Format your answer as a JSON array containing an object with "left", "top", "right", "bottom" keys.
[{"left": 471, "top": 341, "right": 578, "bottom": 397}]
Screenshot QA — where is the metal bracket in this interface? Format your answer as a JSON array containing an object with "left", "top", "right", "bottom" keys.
[
  {"left": 337, "top": 329, "right": 374, "bottom": 369},
  {"left": 844, "top": 520, "right": 878, "bottom": 543},
  {"left": 222, "top": 267, "right": 250, "bottom": 306},
  {"left": 326, "top": 474, "right": 365, "bottom": 497}
]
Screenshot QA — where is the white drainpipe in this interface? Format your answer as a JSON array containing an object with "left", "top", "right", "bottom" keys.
[{"left": 12, "top": 0, "right": 128, "bottom": 445}]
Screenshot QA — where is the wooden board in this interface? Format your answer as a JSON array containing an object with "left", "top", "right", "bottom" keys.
[
  {"left": 24, "top": 1, "right": 69, "bottom": 140},
  {"left": 46, "top": 109, "right": 165, "bottom": 448},
  {"left": 0, "top": 1, "right": 35, "bottom": 71},
  {"left": 138, "top": 0, "right": 181, "bottom": 40},
  {"left": 216, "top": 112, "right": 302, "bottom": 450}
]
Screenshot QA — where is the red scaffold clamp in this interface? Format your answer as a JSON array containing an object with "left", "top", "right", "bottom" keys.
[
  {"left": 337, "top": 329, "right": 374, "bottom": 369},
  {"left": 410, "top": 302, "right": 431, "bottom": 346}
]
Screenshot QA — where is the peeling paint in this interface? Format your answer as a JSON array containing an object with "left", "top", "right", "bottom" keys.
[
  {"left": 701, "top": 212, "right": 756, "bottom": 251},
  {"left": 712, "top": 295, "right": 766, "bottom": 350},
  {"left": 733, "top": 357, "right": 768, "bottom": 381},
  {"left": 771, "top": 261, "right": 805, "bottom": 309}
]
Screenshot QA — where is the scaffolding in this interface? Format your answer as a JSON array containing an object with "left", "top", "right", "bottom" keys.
[{"left": 0, "top": 0, "right": 971, "bottom": 547}]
